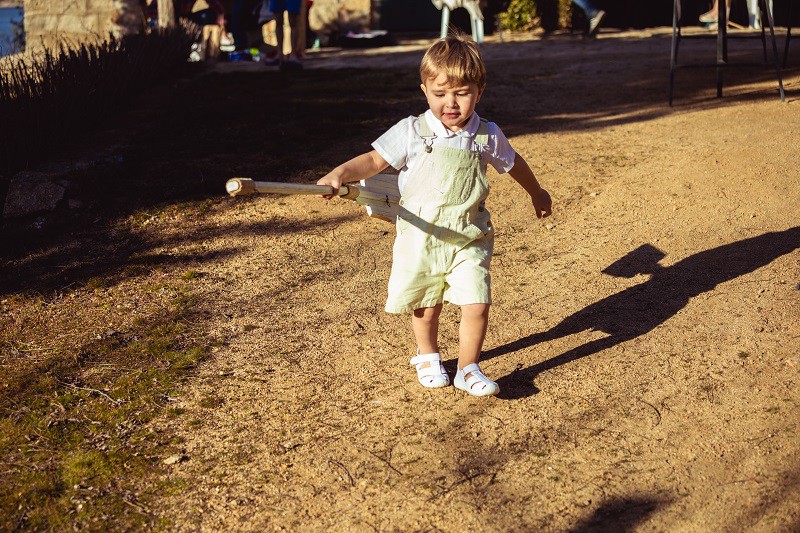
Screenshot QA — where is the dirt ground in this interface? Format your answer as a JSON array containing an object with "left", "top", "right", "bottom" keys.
[
  {"left": 140, "top": 30, "right": 800, "bottom": 531},
  {"left": 5, "top": 28, "right": 800, "bottom": 531}
]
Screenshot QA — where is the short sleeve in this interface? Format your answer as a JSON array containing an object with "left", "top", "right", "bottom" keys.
[
  {"left": 487, "top": 122, "right": 517, "bottom": 174},
  {"left": 372, "top": 116, "right": 415, "bottom": 171}
]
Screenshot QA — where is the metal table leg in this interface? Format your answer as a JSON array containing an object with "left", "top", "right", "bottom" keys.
[
  {"left": 784, "top": 0, "right": 794, "bottom": 67},
  {"left": 717, "top": 0, "right": 729, "bottom": 98},
  {"left": 762, "top": 0, "right": 786, "bottom": 100},
  {"left": 669, "top": 0, "right": 681, "bottom": 106}
]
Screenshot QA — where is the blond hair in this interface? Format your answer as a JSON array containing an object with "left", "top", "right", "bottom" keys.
[{"left": 419, "top": 33, "right": 486, "bottom": 89}]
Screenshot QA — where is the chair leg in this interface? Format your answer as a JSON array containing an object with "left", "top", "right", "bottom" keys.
[
  {"left": 717, "top": 0, "right": 728, "bottom": 98},
  {"left": 784, "top": 0, "right": 794, "bottom": 67},
  {"left": 762, "top": 0, "right": 786, "bottom": 101},
  {"left": 440, "top": 6, "right": 450, "bottom": 40},
  {"left": 669, "top": 0, "right": 681, "bottom": 106}
]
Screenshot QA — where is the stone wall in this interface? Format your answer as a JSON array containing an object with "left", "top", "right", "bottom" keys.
[{"left": 23, "top": 0, "right": 142, "bottom": 51}]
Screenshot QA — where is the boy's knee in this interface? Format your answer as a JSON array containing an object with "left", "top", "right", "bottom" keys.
[
  {"left": 461, "top": 303, "right": 490, "bottom": 320},
  {"left": 413, "top": 306, "right": 441, "bottom": 322}
]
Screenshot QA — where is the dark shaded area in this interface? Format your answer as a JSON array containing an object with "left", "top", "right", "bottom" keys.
[
  {"left": 0, "top": 27, "right": 199, "bottom": 204},
  {"left": 1, "top": 35, "right": 797, "bottom": 299},
  {"left": 568, "top": 496, "right": 666, "bottom": 532},
  {"left": 486, "top": 227, "right": 800, "bottom": 399}
]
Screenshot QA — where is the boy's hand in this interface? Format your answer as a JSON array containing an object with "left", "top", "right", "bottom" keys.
[
  {"left": 532, "top": 188, "right": 552, "bottom": 219},
  {"left": 316, "top": 172, "right": 343, "bottom": 199}
]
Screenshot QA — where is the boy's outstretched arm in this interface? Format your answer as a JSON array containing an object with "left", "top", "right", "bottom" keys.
[
  {"left": 507, "top": 152, "right": 552, "bottom": 219},
  {"left": 317, "top": 150, "right": 390, "bottom": 199}
]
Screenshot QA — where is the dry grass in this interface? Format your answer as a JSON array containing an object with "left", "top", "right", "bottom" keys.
[{"left": 0, "top": 242, "right": 217, "bottom": 528}]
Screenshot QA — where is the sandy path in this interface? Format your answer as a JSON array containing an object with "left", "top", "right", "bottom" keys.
[{"left": 153, "top": 31, "right": 800, "bottom": 531}]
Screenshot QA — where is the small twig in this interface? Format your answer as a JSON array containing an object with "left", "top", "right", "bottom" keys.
[
  {"left": 57, "top": 380, "right": 120, "bottom": 405},
  {"left": 122, "top": 497, "right": 150, "bottom": 514},
  {"left": 637, "top": 398, "right": 662, "bottom": 426},
  {"left": 367, "top": 449, "right": 403, "bottom": 476},
  {"left": 328, "top": 459, "right": 355, "bottom": 487}
]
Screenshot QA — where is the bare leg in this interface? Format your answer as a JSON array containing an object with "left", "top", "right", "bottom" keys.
[
  {"left": 410, "top": 304, "right": 448, "bottom": 387},
  {"left": 287, "top": 12, "right": 300, "bottom": 58},
  {"left": 412, "top": 305, "right": 442, "bottom": 361},
  {"left": 458, "top": 303, "right": 490, "bottom": 369},
  {"left": 274, "top": 10, "right": 285, "bottom": 59}
]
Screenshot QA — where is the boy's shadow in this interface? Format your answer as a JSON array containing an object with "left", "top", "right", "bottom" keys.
[{"left": 484, "top": 227, "right": 800, "bottom": 400}]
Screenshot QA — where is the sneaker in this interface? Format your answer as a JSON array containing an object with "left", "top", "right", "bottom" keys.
[{"left": 587, "top": 10, "right": 606, "bottom": 38}]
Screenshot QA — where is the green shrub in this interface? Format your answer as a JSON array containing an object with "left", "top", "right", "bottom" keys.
[{"left": 498, "top": 0, "right": 574, "bottom": 32}]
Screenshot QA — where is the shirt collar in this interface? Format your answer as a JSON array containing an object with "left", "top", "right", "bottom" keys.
[{"left": 424, "top": 109, "right": 480, "bottom": 138}]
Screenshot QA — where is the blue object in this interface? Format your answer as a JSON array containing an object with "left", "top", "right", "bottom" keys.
[
  {"left": 269, "top": 0, "right": 301, "bottom": 14},
  {"left": 572, "top": 0, "right": 600, "bottom": 19}
]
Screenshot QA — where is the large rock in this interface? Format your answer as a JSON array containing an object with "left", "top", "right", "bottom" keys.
[{"left": 3, "top": 171, "right": 66, "bottom": 218}]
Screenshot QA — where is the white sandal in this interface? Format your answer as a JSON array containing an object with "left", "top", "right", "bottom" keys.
[
  {"left": 409, "top": 352, "right": 450, "bottom": 388},
  {"left": 454, "top": 363, "right": 499, "bottom": 396}
]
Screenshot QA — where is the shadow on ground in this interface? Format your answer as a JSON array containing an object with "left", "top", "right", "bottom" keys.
[
  {"left": 485, "top": 226, "right": 800, "bottom": 399},
  {"left": 568, "top": 495, "right": 666, "bottom": 532}
]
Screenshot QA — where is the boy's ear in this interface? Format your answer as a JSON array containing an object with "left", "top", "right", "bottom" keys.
[{"left": 420, "top": 82, "right": 428, "bottom": 96}]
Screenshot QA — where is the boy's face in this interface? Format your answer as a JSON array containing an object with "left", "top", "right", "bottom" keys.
[{"left": 421, "top": 73, "right": 483, "bottom": 132}]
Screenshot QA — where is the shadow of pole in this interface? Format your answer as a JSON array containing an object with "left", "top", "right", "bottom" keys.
[{"left": 484, "top": 226, "right": 800, "bottom": 399}]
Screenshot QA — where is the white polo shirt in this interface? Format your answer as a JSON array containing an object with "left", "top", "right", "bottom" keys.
[{"left": 372, "top": 110, "right": 517, "bottom": 195}]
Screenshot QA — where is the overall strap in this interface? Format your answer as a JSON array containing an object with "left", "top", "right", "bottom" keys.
[
  {"left": 418, "top": 113, "right": 437, "bottom": 153},
  {"left": 418, "top": 113, "right": 436, "bottom": 138},
  {"left": 474, "top": 119, "right": 490, "bottom": 148}
]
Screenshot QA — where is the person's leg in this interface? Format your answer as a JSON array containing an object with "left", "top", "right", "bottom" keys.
[
  {"left": 458, "top": 303, "right": 489, "bottom": 369},
  {"left": 572, "top": 0, "right": 599, "bottom": 18},
  {"left": 273, "top": 9, "right": 285, "bottom": 59},
  {"left": 454, "top": 303, "right": 498, "bottom": 396},
  {"left": 412, "top": 304, "right": 443, "bottom": 357},
  {"left": 573, "top": 0, "right": 605, "bottom": 37},
  {"left": 700, "top": 0, "right": 731, "bottom": 23},
  {"left": 410, "top": 304, "right": 449, "bottom": 388},
  {"left": 539, "top": 0, "right": 559, "bottom": 33},
  {"left": 287, "top": 12, "right": 300, "bottom": 58}
]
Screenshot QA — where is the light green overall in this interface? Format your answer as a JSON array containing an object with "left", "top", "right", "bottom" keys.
[{"left": 385, "top": 115, "right": 494, "bottom": 314}]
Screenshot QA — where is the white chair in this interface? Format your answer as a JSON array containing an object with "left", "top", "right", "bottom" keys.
[{"left": 432, "top": 0, "right": 484, "bottom": 43}]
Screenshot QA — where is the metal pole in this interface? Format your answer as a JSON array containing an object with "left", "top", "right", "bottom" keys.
[
  {"left": 784, "top": 0, "right": 794, "bottom": 67},
  {"left": 669, "top": 0, "right": 681, "bottom": 106},
  {"left": 717, "top": 0, "right": 728, "bottom": 98},
  {"left": 763, "top": 0, "right": 786, "bottom": 101}
]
